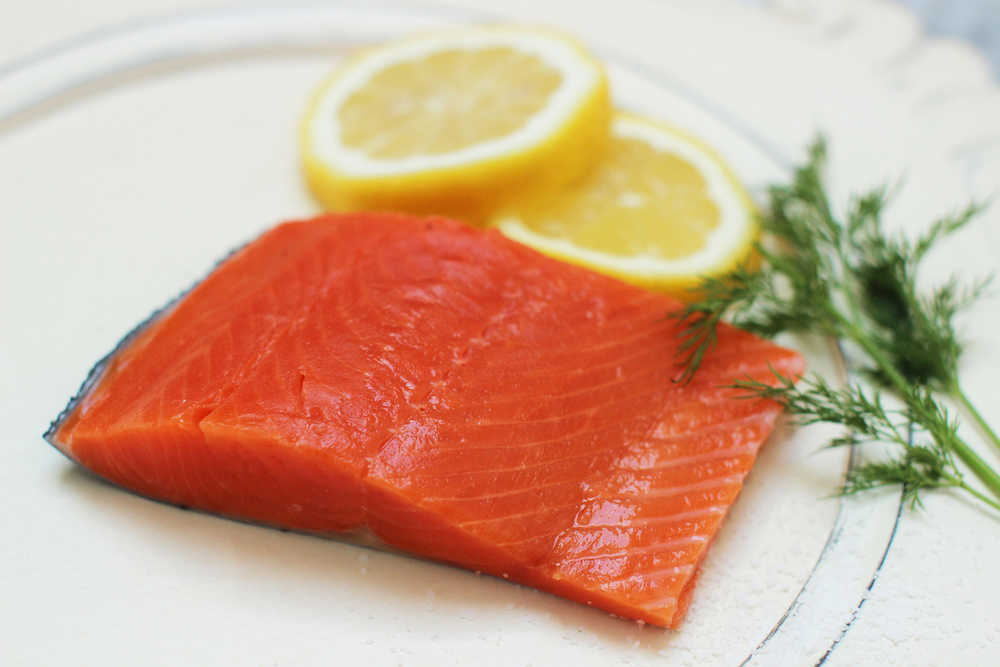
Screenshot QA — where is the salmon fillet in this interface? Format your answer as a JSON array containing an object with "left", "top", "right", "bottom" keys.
[{"left": 46, "top": 212, "right": 803, "bottom": 628}]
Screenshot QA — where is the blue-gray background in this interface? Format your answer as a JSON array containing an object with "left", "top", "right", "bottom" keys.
[
  {"left": 898, "top": 0, "right": 1000, "bottom": 75},
  {"left": 743, "top": 0, "right": 1000, "bottom": 77}
]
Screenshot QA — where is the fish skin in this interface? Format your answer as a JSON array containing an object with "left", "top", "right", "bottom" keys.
[{"left": 47, "top": 212, "right": 804, "bottom": 628}]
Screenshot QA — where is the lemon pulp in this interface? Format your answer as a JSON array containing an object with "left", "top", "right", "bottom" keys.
[
  {"left": 494, "top": 113, "right": 756, "bottom": 292},
  {"left": 337, "top": 48, "right": 563, "bottom": 159},
  {"left": 300, "top": 28, "right": 611, "bottom": 222}
]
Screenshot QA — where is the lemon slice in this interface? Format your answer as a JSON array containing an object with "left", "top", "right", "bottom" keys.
[
  {"left": 300, "top": 27, "right": 610, "bottom": 222},
  {"left": 493, "top": 112, "right": 756, "bottom": 292}
]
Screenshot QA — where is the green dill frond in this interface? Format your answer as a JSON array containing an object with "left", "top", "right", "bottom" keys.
[
  {"left": 850, "top": 218, "right": 991, "bottom": 389},
  {"left": 731, "top": 372, "right": 905, "bottom": 445},
  {"left": 672, "top": 265, "right": 769, "bottom": 383},
  {"left": 670, "top": 134, "right": 1000, "bottom": 514},
  {"left": 844, "top": 451, "right": 954, "bottom": 510},
  {"left": 913, "top": 203, "right": 984, "bottom": 262}
]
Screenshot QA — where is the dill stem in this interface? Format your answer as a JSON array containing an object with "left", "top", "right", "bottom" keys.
[
  {"left": 953, "top": 383, "right": 1000, "bottom": 457},
  {"left": 946, "top": 442, "right": 1000, "bottom": 505},
  {"left": 958, "top": 481, "right": 1000, "bottom": 513},
  {"left": 839, "top": 317, "right": 1000, "bottom": 503},
  {"left": 834, "top": 314, "right": 910, "bottom": 391}
]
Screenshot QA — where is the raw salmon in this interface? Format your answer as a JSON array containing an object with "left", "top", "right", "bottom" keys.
[{"left": 46, "top": 212, "right": 803, "bottom": 628}]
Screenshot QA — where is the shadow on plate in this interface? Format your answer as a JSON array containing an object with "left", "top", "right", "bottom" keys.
[{"left": 59, "top": 464, "right": 679, "bottom": 654}]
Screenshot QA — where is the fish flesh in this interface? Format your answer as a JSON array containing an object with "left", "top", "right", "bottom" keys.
[{"left": 46, "top": 212, "right": 804, "bottom": 628}]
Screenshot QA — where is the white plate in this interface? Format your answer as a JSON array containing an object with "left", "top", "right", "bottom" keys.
[{"left": 2, "top": 3, "right": 997, "bottom": 665}]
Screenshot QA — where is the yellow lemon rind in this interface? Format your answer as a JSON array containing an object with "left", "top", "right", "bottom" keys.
[
  {"left": 300, "top": 27, "right": 611, "bottom": 224},
  {"left": 495, "top": 112, "right": 758, "bottom": 293}
]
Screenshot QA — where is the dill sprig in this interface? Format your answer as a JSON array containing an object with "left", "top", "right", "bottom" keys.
[
  {"left": 731, "top": 373, "right": 999, "bottom": 511},
  {"left": 674, "top": 138, "right": 1000, "bottom": 513}
]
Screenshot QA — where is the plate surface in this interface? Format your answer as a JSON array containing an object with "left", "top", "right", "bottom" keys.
[{"left": 2, "top": 2, "right": 998, "bottom": 665}]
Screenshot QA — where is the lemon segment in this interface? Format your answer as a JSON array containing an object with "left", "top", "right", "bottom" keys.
[
  {"left": 336, "top": 48, "right": 563, "bottom": 160},
  {"left": 300, "top": 28, "right": 611, "bottom": 222},
  {"left": 493, "top": 113, "right": 756, "bottom": 292}
]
